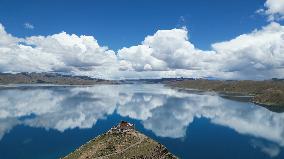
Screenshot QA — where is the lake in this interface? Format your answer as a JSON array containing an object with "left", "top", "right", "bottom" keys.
[{"left": 0, "top": 84, "right": 283, "bottom": 159}]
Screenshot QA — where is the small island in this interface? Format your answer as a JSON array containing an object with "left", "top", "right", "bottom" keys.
[{"left": 62, "top": 121, "right": 177, "bottom": 159}]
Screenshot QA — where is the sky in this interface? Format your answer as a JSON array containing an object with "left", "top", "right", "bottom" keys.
[{"left": 0, "top": 0, "right": 284, "bottom": 79}]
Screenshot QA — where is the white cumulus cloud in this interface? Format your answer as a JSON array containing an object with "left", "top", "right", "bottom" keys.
[
  {"left": 258, "top": 0, "right": 284, "bottom": 21},
  {"left": 0, "top": 24, "right": 118, "bottom": 79},
  {"left": 117, "top": 23, "right": 284, "bottom": 79},
  {"left": 118, "top": 28, "right": 214, "bottom": 72},
  {"left": 212, "top": 22, "right": 284, "bottom": 79}
]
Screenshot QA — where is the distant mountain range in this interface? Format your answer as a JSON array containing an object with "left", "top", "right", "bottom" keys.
[
  {"left": 0, "top": 72, "right": 194, "bottom": 85},
  {"left": 0, "top": 72, "right": 114, "bottom": 85}
]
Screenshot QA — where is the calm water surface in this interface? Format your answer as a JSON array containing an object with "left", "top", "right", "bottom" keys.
[{"left": 0, "top": 84, "right": 284, "bottom": 159}]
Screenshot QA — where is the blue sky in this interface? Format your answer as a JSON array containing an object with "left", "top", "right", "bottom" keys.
[
  {"left": 0, "top": 0, "right": 284, "bottom": 79},
  {"left": 0, "top": 0, "right": 274, "bottom": 50}
]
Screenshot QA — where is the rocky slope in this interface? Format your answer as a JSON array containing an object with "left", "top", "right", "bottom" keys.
[{"left": 62, "top": 122, "right": 177, "bottom": 159}]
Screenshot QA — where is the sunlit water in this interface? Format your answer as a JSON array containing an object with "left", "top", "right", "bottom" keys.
[{"left": 0, "top": 84, "right": 284, "bottom": 159}]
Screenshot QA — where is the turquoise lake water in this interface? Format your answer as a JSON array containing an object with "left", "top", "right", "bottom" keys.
[{"left": 0, "top": 84, "right": 283, "bottom": 159}]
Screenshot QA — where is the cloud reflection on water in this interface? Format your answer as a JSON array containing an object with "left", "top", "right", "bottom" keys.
[{"left": 0, "top": 84, "right": 284, "bottom": 150}]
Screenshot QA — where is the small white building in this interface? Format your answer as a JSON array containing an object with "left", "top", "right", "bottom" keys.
[{"left": 110, "top": 121, "right": 135, "bottom": 133}]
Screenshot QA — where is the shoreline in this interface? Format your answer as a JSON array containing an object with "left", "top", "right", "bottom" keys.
[{"left": 165, "top": 80, "right": 284, "bottom": 112}]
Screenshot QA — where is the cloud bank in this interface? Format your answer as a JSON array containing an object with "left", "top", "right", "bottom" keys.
[{"left": 0, "top": 21, "right": 284, "bottom": 79}]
